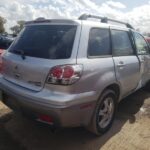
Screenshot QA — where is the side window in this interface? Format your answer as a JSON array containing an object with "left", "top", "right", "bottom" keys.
[
  {"left": 134, "top": 32, "right": 149, "bottom": 55},
  {"left": 88, "top": 28, "right": 111, "bottom": 56},
  {"left": 111, "top": 30, "right": 134, "bottom": 56}
]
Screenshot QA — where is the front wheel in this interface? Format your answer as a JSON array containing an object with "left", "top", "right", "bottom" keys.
[{"left": 87, "top": 90, "right": 117, "bottom": 135}]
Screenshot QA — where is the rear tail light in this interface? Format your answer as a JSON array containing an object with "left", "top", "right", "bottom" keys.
[{"left": 47, "top": 64, "right": 83, "bottom": 85}]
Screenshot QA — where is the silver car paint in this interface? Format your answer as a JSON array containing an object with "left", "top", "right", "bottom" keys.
[{"left": 0, "top": 19, "right": 150, "bottom": 127}]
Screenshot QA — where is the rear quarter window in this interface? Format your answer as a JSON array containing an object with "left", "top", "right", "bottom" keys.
[{"left": 9, "top": 25, "right": 77, "bottom": 59}]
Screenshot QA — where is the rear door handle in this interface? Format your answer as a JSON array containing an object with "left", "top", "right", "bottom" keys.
[
  {"left": 117, "top": 64, "right": 126, "bottom": 67},
  {"left": 117, "top": 61, "right": 126, "bottom": 67}
]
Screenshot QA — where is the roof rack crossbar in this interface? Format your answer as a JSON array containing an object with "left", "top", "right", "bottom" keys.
[{"left": 78, "top": 14, "right": 134, "bottom": 29}]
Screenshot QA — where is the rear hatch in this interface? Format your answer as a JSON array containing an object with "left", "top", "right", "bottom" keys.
[{"left": 2, "top": 23, "right": 77, "bottom": 92}]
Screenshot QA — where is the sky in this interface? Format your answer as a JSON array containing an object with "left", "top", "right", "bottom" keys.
[
  {"left": 0, "top": 0, "right": 150, "bottom": 33},
  {"left": 95, "top": 0, "right": 149, "bottom": 11}
]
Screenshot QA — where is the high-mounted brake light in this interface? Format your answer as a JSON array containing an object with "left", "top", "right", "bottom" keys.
[{"left": 47, "top": 65, "right": 83, "bottom": 85}]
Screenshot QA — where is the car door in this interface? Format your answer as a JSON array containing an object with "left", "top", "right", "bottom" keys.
[
  {"left": 133, "top": 32, "right": 150, "bottom": 86},
  {"left": 111, "top": 29, "right": 140, "bottom": 96}
]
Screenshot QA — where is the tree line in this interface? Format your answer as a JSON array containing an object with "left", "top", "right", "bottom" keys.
[{"left": 0, "top": 16, "right": 25, "bottom": 36}]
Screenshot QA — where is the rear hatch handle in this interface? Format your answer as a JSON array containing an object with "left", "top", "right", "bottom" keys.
[{"left": 117, "top": 61, "right": 126, "bottom": 67}]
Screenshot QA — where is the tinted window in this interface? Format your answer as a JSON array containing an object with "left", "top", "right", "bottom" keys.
[
  {"left": 134, "top": 33, "right": 149, "bottom": 55},
  {"left": 9, "top": 25, "right": 77, "bottom": 59},
  {"left": 111, "top": 30, "right": 134, "bottom": 56},
  {"left": 88, "top": 28, "right": 110, "bottom": 56}
]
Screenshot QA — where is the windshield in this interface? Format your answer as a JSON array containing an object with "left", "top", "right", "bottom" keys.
[{"left": 9, "top": 25, "right": 77, "bottom": 59}]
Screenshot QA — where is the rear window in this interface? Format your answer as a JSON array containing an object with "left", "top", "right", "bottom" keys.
[{"left": 9, "top": 25, "right": 77, "bottom": 59}]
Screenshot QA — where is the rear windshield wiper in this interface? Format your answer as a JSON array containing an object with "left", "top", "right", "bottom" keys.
[{"left": 13, "top": 50, "right": 26, "bottom": 60}]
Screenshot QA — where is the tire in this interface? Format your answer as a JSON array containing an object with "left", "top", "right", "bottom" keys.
[
  {"left": 87, "top": 89, "right": 117, "bottom": 136},
  {"left": 143, "top": 81, "right": 150, "bottom": 91}
]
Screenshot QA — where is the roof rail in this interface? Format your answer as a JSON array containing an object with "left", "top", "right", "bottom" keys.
[{"left": 78, "top": 14, "right": 134, "bottom": 29}]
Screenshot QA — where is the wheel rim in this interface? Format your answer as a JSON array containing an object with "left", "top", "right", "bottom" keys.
[{"left": 98, "top": 97, "right": 114, "bottom": 129}]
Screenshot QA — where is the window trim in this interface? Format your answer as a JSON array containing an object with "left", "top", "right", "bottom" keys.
[
  {"left": 87, "top": 27, "right": 112, "bottom": 59},
  {"left": 111, "top": 29, "right": 135, "bottom": 57},
  {"left": 133, "top": 31, "right": 150, "bottom": 55}
]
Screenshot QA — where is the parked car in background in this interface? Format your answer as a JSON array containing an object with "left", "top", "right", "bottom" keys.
[
  {"left": 0, "top": 34, "right": 14, "bottom": 53},
  {"left": 1, "top": 14, "right": 150, "bottom": 135}
]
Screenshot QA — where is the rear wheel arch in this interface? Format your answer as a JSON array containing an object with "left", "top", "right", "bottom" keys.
[
  {"left": 96, "top": 83, "right": 121, "bottom": 105},
  {"left": 104, "top": 83, "right": 120, "bottom": 102}
]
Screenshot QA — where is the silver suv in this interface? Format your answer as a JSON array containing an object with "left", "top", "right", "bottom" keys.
[{"left": 1, "top": 14, "right": 150, "bottom": 135}]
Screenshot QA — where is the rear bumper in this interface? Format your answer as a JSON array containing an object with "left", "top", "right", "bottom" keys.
[{"left": 0, "top": 78, "right": 97, "bottom": 127}]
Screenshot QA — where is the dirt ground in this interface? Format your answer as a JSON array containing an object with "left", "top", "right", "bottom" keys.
[{"left": 0, "top": 89, "right": 150, "bottom": 150}]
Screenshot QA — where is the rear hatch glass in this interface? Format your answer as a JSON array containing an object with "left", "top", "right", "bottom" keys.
[
  {"left": 9, "top": 25, "right": 77, "bottom": 59},
  {"left": 3, "top": 25, "right": 77, "bottom": 91}
]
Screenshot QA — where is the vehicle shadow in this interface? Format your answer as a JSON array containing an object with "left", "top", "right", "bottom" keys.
[{"left": 2, "top": 89, "right": 150, "bottom": 150}]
